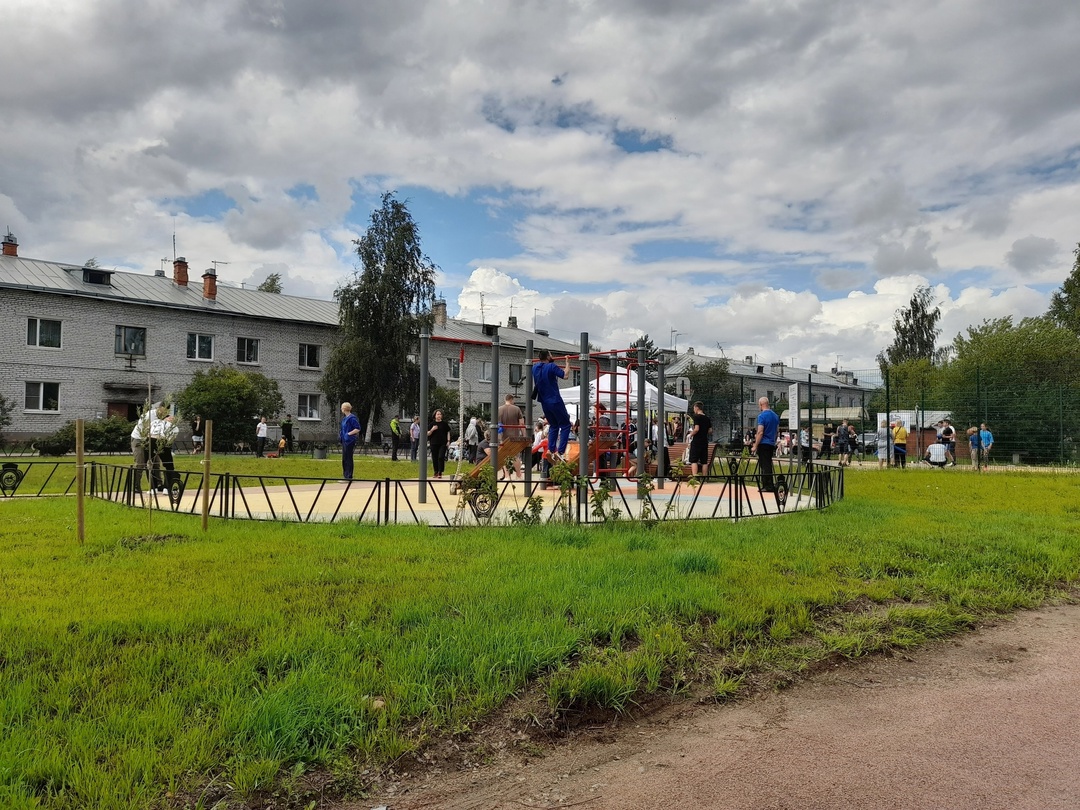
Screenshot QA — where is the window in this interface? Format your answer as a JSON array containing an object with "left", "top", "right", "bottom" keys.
[
  {"left": 115, "top": 325, "right": 146, "bottom": 356},
  {"left": 236, "top": 337, "right": 260, "bottom": 364},
  {"left": 299, "top": 343, "right": 320, "bottom": 369},
  {"left": 446, "top": 357, "right": 460, "bottom": 379},
  {"left": 186, "top": 332, "right": 214, "bottom": 361},
  {"left": 509, "top": 363, "right": 524, "bottom": 385},
  {"left": 572, "top": 369, "right": 581, "bottom": 387},
  {"left": 298, "top": 394, "right": 320, "bottom": 420},
  {"left": 27, "top": 318, "right": 62, "bottom": 348},
  {"left": 479, "top": 361, "right": 493, "bottom": 382},
  {"left": 25, "top": 382, "right": 60, "bottom": 412}
]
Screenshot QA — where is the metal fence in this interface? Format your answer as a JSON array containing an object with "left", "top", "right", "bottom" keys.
[{"left": 78, "top": 457, "right": 843, "bottom": 527}]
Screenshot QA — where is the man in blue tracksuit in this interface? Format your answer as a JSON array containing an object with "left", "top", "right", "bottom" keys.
[{"left": 532, "top": 349, "right": 572, "bottom": 461}]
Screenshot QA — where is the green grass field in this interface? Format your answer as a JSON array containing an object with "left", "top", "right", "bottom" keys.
[{"left": 1, "top": 468, "right": 1078, "bottom": 809}]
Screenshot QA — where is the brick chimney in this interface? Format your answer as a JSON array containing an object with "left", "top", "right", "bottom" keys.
[
  {"left": 432, "top": 297, "right": 447, "bottom": 328},
  {"left": 2, "top": 230, "right": 17, "bottom": 257},
  {"left": 507, "top": 315, "right": 518, "bottom": 329},
  {"left": 173, "top": 257, "right": 189, "bottom": 286},
  {"left": 201, "top": 268, "right": 217, "bottom": 300}
]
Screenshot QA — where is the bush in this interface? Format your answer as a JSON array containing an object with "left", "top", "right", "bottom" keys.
[{"left": 34, "top": 417, "right": 134, "bottom": 456}]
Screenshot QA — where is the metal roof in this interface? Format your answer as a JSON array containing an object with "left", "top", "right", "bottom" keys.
[
  {"left": 0, "top": 254, "right": 340, "bottom": 325},
  {"left": 432, "top": 318, "right": 578, "bottom": 353},
  {"left": 666, "top": 350, "right": 873, "bottom": 391}
]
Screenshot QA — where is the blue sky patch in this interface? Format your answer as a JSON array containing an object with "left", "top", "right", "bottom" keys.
[
  {"left": 632, "top": 239, "right": 720, "bottom": 262},
  {"left": 286, "top": 183, "right": 319, "bottom": 203},
  {"left": 163, "top": 188, "right": 238, "bottom": 219},
  {"left": 613, "top": 128, "right": 673, "bottom": 153}
]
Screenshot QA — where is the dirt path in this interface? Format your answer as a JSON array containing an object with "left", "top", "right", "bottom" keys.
[{"left": 356, "top": 601, "right": 1080, "bottom": 810}]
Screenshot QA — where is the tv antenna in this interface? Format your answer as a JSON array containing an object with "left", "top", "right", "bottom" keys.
[
  {"left": 211, "top": 260, "right": 230, "bottom": 272},
  {"left": 479, "top": 292, "right": 485, "bottom": 325}
]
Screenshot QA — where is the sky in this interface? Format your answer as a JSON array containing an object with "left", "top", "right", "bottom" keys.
[{"left": 3, "top": 0, "right": 1079, "bottom": 371}]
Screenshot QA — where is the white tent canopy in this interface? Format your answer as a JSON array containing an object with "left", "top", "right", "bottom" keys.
[{"left": 560, "top": 371, "right": 690, "bottom": 417}]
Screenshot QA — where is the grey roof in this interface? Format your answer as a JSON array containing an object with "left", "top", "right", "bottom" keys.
[
  {"left": 667, "top": 351, "right": 873, "bottom": 391},
  {"left": 0, "top": 254, "right": 339, "bottom": 326},
  {"left": 433, "top": 318, "right": 578, "bottom": 353}
]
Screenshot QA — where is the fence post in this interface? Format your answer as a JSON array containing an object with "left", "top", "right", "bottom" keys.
[
  {"left": 76, "top": 418, "right": 85, "bottom": 545},
  {"left": 419, "top": 331, "right": 429, "bottom": 504},
  {"left": 201, "top": 420, "right": 212, "bottom": 531},
  {"left": 384, "top": 477, "right": 391, "bottom": 525}
]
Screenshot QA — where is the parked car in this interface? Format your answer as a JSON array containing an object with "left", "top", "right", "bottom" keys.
[{"left": 858, "top": 432, "right": 877, "bottom": 453}]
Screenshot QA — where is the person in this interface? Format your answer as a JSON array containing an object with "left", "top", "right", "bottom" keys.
[
  {"left": 389, "top": 414, "right": 402, "bottom": 461},
  {"left": 531, "top": 349, "right": 572, "bottom": 462},
  {"left": 892, "top": 420, "right": 908, "bottom": 469},
  {"left": 941, "top": 419, "right": 956, "bottom": 466},
  {"left": 531, "top": 419, "right": 547, "bottom": 470},
  {"left": 688, "top": 401, "right": 711, "bottom": 478},
  {"left": 498, "top": 394, "right": 526, "bottom": 479},
  {"left": 280, "top": 414, "right": 294, "bottom": 453},
  {"left": 255, "top": 416, "right": 268, "bottom": 457},
  {"left": 151, "top": 408, "right": 180, "bottom": 491},
  {"left": 834, "top": 419, "right": 850, "bottom": 466},
  {"left": 427, "top": 409, "right": 451, "bottom": 479},
  {"left": 190, "top": 414, "right": 204, "bottom": 455},
  {"left": 129, "top": 409, "right": 153, "bottom": 493},
  {"left": 877, "top": 420, "right": 891, "bottom": 469},
  {"left": 464, "top": 417, "right": 479, "bottom": 463},
  {"left": 979, "top": 423, "right": 994, "bottom": 467},
  {"left": 798, "top": 427, "right": 811, "bottom": 464},
  {"left": 277, "top": 435, "right": 287, "bottom": 457},
  {"left": 821, "top": 423, "right": 835, "bottom": 460},
  {"left": 410, "top": 416, "right": 421, "bottom": 461},
  {"left": 751, "top": 396, "right": 779, "bottom": 493},
  {"left": 924, "top": 439, "right": 948, "bottom": 468},
  {"left": 339, "top": 402, "right": 361, "bottom": 481},
  {"left": 968, "top": 426, "right": 981, "bottom": 469}
]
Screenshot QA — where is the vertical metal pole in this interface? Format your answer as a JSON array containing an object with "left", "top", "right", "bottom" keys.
[
  {"left": 636, "top": 341, "right": 647, "bottom": 477},
  {"left": 525, "top": 339, "right": 534, "bottom": 488},
  {"left": 1060, "top": 384, "right": 1065, "bottom": 466},
  {"left": 740, "top": 376, "right": 745, "bottom": 440},
  {"left": 657, "top": 357, "right": 667, "bottom": 490},
  {"left": 419, "top": 332, "right": 429, "bottom": 503},
  {"left": 491, "top": 333, "right": 501, "bottom": 471},
  {"left": 884, "top": 366, "right": 891, "bottom": 465},
  {"left": 201, "top": 420, "right": 212, "bottom": 531},
  {"left": 576, "top": 333, "right": 590, "bottom": 523},
  {"left": 384, "top": 477, "right": 391, "bottom": 525},
  {"left": 76, "top": 418, "right": 85, "bottom": 544},
  {"left": 806, "top": 373, "right": 813, "bottom": 470}
]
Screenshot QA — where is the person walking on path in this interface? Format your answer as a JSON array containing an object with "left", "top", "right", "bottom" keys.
[
  {"left": 532, "top": 350, "right": 573, "bottom": 461},
  {"left": 941, "top": 419, "right": 956, "bottom": 466},
  {"left": 410, "top": 416, "right": 421, "bottom": 461},
  {"left": 427, "top": 409, "right": 451, "bottom": 478},
  {"left": 339, "top": 403, "right": 361, "bottom": 481},
  {"left": 255, "top": 416, "right": 268, "bottom": 457},
  {"left": 389, "top": 415, "right": 402, "bottom": 461},
  {"left": 979, "top": 423, "right": 994, "bottom": 467},
  {"left": 688, "top": 401, "right": 712, "bottom": 479},
  {"left": 751, "top": 396, "right": 779, "bottom": 493}
]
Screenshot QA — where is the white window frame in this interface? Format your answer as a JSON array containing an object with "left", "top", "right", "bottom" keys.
[
  {"left": 27, "top": 317, "right": 62, "bottom": 349},
  {"left": 479, "top": 361, "right": 493, "bottom": 383},
  {"left": 299, "top": 343, "right": 320, "bottom": 369},
  {"left": 446, "top": 357, "right": 460, "bottom": 380},
  {"left": 187, "top": 332, "right": 215, "bottom": 361},
  {"left": 297, "top": 393, "right": 321, "bottom": 420},
  {"left": 24, "top": 381, "right": 60, "bottom": 413},
  {"left": 236, "top": 337, "right": 260, "bottom": 365},
  {"left": 509, "top": 363, "right": 524, "bottom": 385},
  {"left": 115, "top": 325, "right": 147, "bottom": 356}
]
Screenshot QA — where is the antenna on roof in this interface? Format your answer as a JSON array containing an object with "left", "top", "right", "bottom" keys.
[
  {"left": 479, "top": 292, "right": 485, "bottom": 326},
  {"left": 157, "top": 257, "right": 168, "bottom": 278},
  {"left": 172, "top": 219, "right": 177, "bottom": 262},
  {"left": 211, "top": 260, "right": 230, "bottom": 272},
  {"left": 508, "top": 296, "right": 515, "bottom": 318}
]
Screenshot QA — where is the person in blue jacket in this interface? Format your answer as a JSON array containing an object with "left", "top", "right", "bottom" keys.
[
  {"left": 339, "top": 402, "right": 361, "bottom": 481},
  {"left": 532, "top": 349, "right": 572, "bottom": 462}
]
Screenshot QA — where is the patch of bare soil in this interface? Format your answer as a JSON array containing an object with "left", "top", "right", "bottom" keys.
[{"left": 341, "top": 600, "right": 1080, "bottom": 810}]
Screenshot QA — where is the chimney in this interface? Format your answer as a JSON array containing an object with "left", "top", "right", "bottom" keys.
[
  {"left": 173, "top": 257, "right": 189, "bottom": 286},
  {"left": 2, "top": 230, "right": 17, "bottom": 257},
  {"left": 810, "top": 364, "right": 818, "bottom": 373},
  {"left": 201, "top": 268, "right": 217, "bottom": 300},
  {"left": 506, "top": 315, "right": 518, "bottom": 329},
  {"left": 744, "top": 355, "right": 753, "bottom": 364},
  {"left": 432, "top": 297, "right": 447, "bottom": 328}
]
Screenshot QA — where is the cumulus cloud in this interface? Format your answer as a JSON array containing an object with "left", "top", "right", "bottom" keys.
[{"left": 1005, "top": 235, "right": 1059, "bottom": 274}]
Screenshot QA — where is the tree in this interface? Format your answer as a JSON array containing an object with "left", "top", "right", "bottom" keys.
[
  {"left": 176, "top": 366, "right": 284, "bottom": 452},
  {"left": 1047, "top": 243, "right": 1080, "bottom": 334},
  {"left": 321, "top": 193, "right": 437, "bottom": 438},
  {"left": 619, "top": 334, "right": 662, "bottom": 381},
  {"left": 678, "top": 358, "right": 740, "bottom": 441},
  {"left": 257, "top": 273, "right": 283, "bottom": 294},
  {"left": 878, "top": 285, "right": 944, "bottom": 370}
]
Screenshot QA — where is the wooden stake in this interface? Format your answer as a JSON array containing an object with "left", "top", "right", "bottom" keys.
[{"left": 201, "top": 420, "right": 212, "bottom": 532}]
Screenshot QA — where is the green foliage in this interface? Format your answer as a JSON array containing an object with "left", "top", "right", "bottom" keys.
[
  {"left": 322, "top": 192, "right": 437, "bottom": 433},
  {"left": 679, "top": 358, "right": 740, "bottom": 438},
  {"left": 256, "top": 272, "right": 283, "bottom": 294},
  {"left": 1047, "top": 243, "right": 1080, "bottom": 334},
  {"left": 36, "top": 417, "right": 134, "bottom": 456},
  {"left": 175, "top": 366, "right": 284, "bottom": 452},
  {"left": 0, "top": 393, "right": 12, "bottom": 442},
  {"left": 878, "top": 285, "right": 944, "bottom": 369}
]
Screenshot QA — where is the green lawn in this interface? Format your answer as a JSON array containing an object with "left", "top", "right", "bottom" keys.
[{"left": 1, "top": 469, "right": 1078, "bottom": 809}]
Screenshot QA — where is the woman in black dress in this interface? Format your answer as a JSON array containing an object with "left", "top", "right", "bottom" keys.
[{"left": 427, "top": 409, "right": 451, "bottom": 478}]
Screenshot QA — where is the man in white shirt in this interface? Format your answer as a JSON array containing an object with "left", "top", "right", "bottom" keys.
[{"left": 924, "top": 440, "right": 948, "bottom": 468}]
